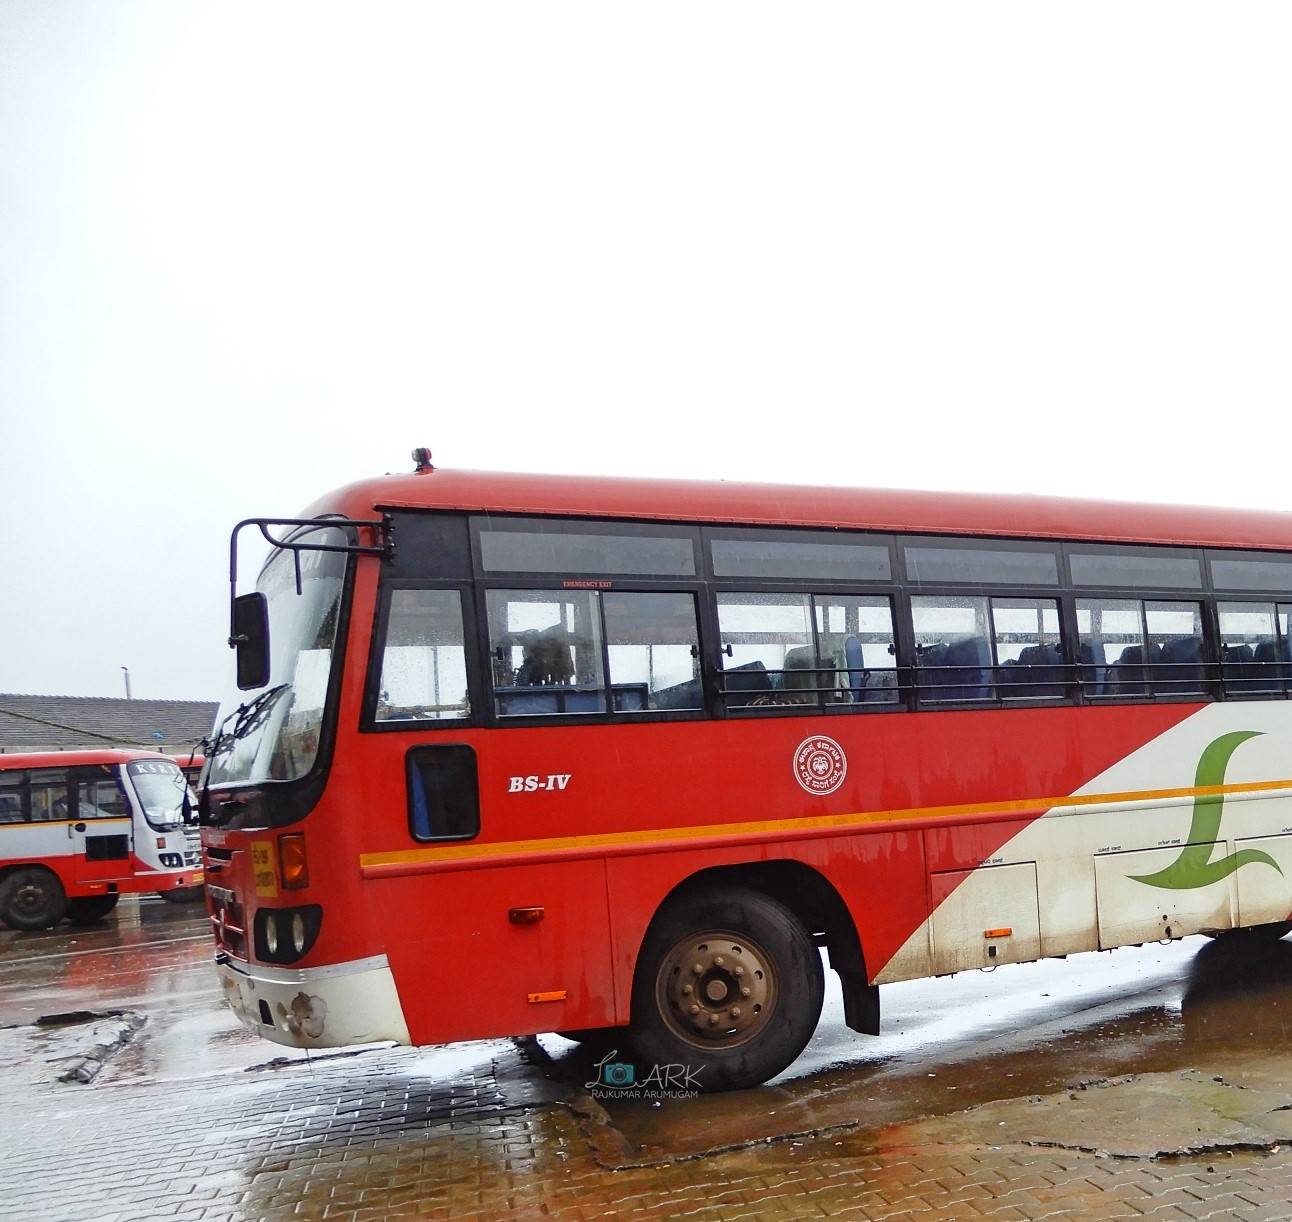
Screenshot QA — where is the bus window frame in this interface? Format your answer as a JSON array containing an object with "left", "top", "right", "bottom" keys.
[
  {"left": 353, "top": 512, "right": 1292, "bottom": 734},
  {"left": 474, "top": 577, "right": 712, "bottom": 728},
  {"left": 709, "top": 580, "right": 906, "bottom": 718},
  {"left": 900, "top": 535, "right": 1064, "bottom": 589},
  {"left": 468, "top": 514, "right": 702, "bottom": 582},
  {"left": 361, "top": 578, "right": 483, "bottom": 733}
]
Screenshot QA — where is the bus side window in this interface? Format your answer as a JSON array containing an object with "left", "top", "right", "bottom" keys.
[
  {"left": 375, "top": 589, "right": 471, "bottom": 722},
  {"left": 603, "top": 592, "right": 702, "bottom": 711},
  {"left": 406, "top": 745, "right": 479, "bottom": 841},
  {"left": 911, "top": 596, "right": 992, "bottom": 703},
  {"left": 77, "top": 778, "right": 128, "bottom": 818},
  {"left": 0, "top": 774, "right": 23, "bottom": 823},
  {"left": 29, "top": 771, "right": 70, "bottom": 822},
  {"left": 486, "top": 589, "right": 607, "bottom": 716}
]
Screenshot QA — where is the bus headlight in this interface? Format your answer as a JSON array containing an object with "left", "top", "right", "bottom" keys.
[{"left": 253, "top": 905, "right": 322, "bottom": 964}]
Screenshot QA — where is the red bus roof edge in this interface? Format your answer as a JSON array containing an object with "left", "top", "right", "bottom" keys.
[{"left": 303, "top": 467, "right": 1292, "bottom": 553}]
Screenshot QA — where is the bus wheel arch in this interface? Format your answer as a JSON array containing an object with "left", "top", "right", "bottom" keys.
[
  {"left": 0, "top": 864, "right": 68, "bottom": 930},
  {"left": 643, "top": 861, "right": 879, "bottom": 1038}
]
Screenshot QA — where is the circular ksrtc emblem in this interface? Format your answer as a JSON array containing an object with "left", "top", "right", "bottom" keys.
[{"left": 793, "top": 736, "right": 848, "bottom": 795}]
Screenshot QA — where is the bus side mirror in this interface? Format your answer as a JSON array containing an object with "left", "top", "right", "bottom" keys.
[{"left": 231, "top": 592, "right": 271, "bottom": 690}]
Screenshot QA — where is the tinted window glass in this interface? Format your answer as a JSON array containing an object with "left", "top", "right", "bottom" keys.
[
  {"left": 904, "top": 544, "right": 1058, "bottom": 586},
  {"left": 716, "top": 593, "right": 815, "bottom": 707},
  {"left": 29, "top": 771, "right": 69, "bottom": 822},
  {"left": 376, "top": 589, "right": 470, "bottom": 722},
  {"left": 1076, "top": 598, "right": 1143, "bottom": 696},
  {"left": 487, "top": 589, "right": 606, "bottom": 716},
  {"left": 711, "top": 534, "right": 890, "bottom": 581},
  {"left": 1145, "top": 601, "right": 1208, "bottom": 696},
  {"left": 0, "top": 774, "right": 23, "bottom": 824},
  {"left": 993, "top": 598, "right": 1064, "bottom": 700},
  {"left": 1069, "top": 550, "right": 1202, "bottom": 589},
  {"left": 77, "top": 778, "right": 128, "bottom": 818},
  {"left": 603, "top": 592, "right": 702, "bottom": 711},
  {"left": 815, "top": 595, "right": 898, "bottom": 705},
  {"left": 911, "top": 595, "right": 993, "bottom": 702},
  {"left": 1218, "top": 602, "right": 1284, "bottom": 694},
  {"left": 478, "top": 522, "right": 695, "bottom": 576},
  {"left": 407, "top": 745, "right": 479, "bottom": 840},
  {"left": 1210, "top": 555, "right": 1292, "bottom": 593}
]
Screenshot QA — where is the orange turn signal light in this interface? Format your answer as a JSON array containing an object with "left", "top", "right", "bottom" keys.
[
  {"left": 983, "top": 927, "right": 1013, "bottom": 939},
  {"left": 279, "top": 834, "right": 309, "bottom": 890}
]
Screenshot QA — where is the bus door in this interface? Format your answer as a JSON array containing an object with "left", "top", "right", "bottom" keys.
[{"left": 67, "top": 769, "right": 133, "bottom": 885}]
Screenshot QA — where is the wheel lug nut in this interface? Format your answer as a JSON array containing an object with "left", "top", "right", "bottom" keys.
[
  {"left": 681, "top": 984, "right": 692, "bottom": 996},
  {"left": 741, "top": 986, "right": 751, "bottom": 998},
  {"left": 692, "top": 963, "right": 704, "bottom": 975},
  {"left": 688, "top": 1004, "right": 700, "bottom": 1015},
  {"left": 733, "top": 966, "right": 744, "bottom": 977},
  {"left": 714, "top": 955, "right": 725, "bottom": 966},
  {"left": 708, "top": 1015, "right": 719, "bottom": 1026},
  {"left": 730, "top": 1007, "right": 741, "bottom": 1018}
]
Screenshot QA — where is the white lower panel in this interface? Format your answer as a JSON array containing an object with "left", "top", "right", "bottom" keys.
[
  {"left": 218, "top": 954, "right": 411, "bottom": 1049},
  {"left": 1093, "top": 844, "right": 1234, "bottom": 947},
  {"left": 1235, "top": 834, "right": 1292, "bottom": 927},
  {"left": 930, "top": 862, "right": 1041, "bottom": 975}
]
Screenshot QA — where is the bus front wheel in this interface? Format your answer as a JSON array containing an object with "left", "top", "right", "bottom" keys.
[
  {"left": 66, "top": 894, "right": 120, "bottom": 925},
  {"left": 629, "top": 886, "right": 824, "bottom": 1092},
  {"left": 0, "top": 867, "right": 68, "bottom": 931}
]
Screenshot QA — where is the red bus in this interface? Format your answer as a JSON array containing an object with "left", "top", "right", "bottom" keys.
[
  {"left": 0, "top": 750, "right": 204, "bottom": 929},
  {"left": 203, "top": 459, "right": 1292, "bottom": 1089},
  {"left": 170, "top": 753, "right": 206, "bottom": 791}
]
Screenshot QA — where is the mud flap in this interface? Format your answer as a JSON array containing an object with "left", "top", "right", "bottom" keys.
[{"left": 839, "top": 970, "right": 880, "bottom": 1035}]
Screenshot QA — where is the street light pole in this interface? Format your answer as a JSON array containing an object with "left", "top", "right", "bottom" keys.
[{"left": 121, "top": 666, "right": 132, "bottom": 700}]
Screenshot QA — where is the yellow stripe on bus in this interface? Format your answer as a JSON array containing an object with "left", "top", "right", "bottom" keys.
[
  {"left": 359, "top": 776, "right": 1292, "bottom": 869},
  {"left": 0, "top": 818, "right": 132, "bottom": 830}
]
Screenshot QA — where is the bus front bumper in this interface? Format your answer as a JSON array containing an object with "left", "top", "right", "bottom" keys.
[{"left": 216, "top": 953, "right": 412, "bottom": 1049}]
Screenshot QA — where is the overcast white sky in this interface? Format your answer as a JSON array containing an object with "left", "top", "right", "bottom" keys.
[{"left": 3, "top": 3, "right": 1291, "bottom": 702}]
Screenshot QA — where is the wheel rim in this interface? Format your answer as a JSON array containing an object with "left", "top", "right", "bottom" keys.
[
  {"left": 655, "top": 929, "right": 776, "bottom": 1050},
  {"left": 11, "top": 883, "right": 51, "bottom": 920}
]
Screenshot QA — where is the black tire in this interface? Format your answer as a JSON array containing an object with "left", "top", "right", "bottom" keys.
[
  {"left": 629, "top": 886, "right": 824, "bottom": 1092},
  {"left": 65, "top": 894, "right": 121, "bottom": 925},
  {"left": 0, "top": 867, "right": 68, "bottom": 931},
  {"left": 159, "top": 886, "right": 205, "bottom": 904}
]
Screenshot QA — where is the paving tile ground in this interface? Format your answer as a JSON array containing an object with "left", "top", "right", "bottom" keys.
[{"left": 4, "top": 1034, "right": 1292, "bottom": 1222}]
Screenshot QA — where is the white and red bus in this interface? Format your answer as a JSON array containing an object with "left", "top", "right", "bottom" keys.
[
  {"left": 203, "top": 458, "right": 1292, "bottom": 1089},
  {"left": 0, "top": 750, "right": 204, "bottom": 929}
]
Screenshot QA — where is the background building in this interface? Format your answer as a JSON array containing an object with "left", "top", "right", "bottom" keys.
[{"left": 0, "top": 693, "right": 217, "bottom": 755}]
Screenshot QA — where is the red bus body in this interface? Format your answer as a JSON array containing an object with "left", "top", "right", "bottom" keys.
[{"left": 204, "top": 468, "right": 1292, "bottom": 1081}]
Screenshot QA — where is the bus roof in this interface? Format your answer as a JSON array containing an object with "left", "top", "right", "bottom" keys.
[
  {"left": 0, "top": 749, "right": 176, "bottom": 772},
  {"left": 311, "top": 467, "right": 1292, "bottom": 554}
]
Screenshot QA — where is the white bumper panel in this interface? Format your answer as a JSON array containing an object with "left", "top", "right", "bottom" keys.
[{"left": 217, "top": 954, "right": 412, "bottom": 1049}]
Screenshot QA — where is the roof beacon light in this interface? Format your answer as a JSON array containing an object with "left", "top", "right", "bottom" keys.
[{"left": 412, "top": 447, "right": 434, "bottom": 473}]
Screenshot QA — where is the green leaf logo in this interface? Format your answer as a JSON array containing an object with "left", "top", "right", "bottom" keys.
[{"left": 1129, "top": 730, "right": 1282, "bottom": 890}]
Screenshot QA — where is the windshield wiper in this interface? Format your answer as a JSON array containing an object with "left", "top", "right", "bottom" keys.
[
  {"left": 199, "top": 684, "right": 291, "bottom": 828},
  {"left": 207, "top": 684, "right": 290, "bottom": 760}
]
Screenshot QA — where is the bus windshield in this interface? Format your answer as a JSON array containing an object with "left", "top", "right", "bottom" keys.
[
  {"left": 208, "top": 526, "right": 348, "bottom": 786},
  {"left": 126, "top": 759, "right": 191, "bottom": 830}
]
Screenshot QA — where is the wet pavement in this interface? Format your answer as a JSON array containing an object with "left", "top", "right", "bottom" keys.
[{"left": 3, "top": 901, "right": 1292, "bottom": 1219}]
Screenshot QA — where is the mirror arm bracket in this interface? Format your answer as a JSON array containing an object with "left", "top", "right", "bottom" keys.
[{"left": 227, "top": 515, "right": 393, "bottom": 645}]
